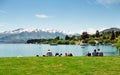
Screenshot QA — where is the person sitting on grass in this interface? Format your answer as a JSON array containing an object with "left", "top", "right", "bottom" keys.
[
  {"left": 65, "top": 52, "right": 73, "bottom": 56},
  {"left": 86, "top": 52, "right": 91, "bottom": 56},
  {"left": 97, "top": 49, "right": 101, "bottom": 56},
  {"left": 97, "top": 49, "right": 103, "bottom": 56},
  {"left": 69, "top": 53, "right": 73, "bottom": 56},
  {"left": 59, "top": 53, "right": 62, "bottom": 56},
  {"left": 46, "top": 49, "right": 53, "bottom": 56},
  {"left": 55, "top": 53, "right": 59, "bottom": 56},
  {"left": 36, "top": 55, "right": 39, "bottom": 57},
  {"left": 92, "top": 49, "right": 98, "bottom": 56},
  {"left": 55, "top": 53, "right": 62, "bottom": 57}
]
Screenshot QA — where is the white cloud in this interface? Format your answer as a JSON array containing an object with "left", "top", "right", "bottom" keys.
[
  {"left": 96, "top": 0, "right": 120, "bottom": 5},
  {"left": 35, "top": 14, "right": 49, "bottom": 19}
]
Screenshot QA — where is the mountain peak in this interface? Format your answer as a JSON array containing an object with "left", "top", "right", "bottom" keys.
[{"left": 101, "top": 27, "right": 120, "bottom": 33}]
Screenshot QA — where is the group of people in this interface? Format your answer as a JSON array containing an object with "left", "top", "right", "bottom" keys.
[
  {"left": 42, "top": 49, "right": 73, "bottom": 57},
  {"left": 37, "top": 49, "right": 103, "bottom": 57},
  {"left": 86, "top": 49, "right": 103, "bottom": 56}
]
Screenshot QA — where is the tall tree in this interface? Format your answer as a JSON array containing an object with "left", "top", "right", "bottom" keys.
[
  {"left": 115, "top": 31, "right": 120, "bottom": 37},
  {"left": 71, "top": 35, "right": 76, "bottom": 40},
  {"left": 65, "top": 35, "right": 70, "bottom": 40},
  {"left": 55, "top": 36, "right": 60, "bottom": 40},
  {"left": 96, "top": 30, "right": 100, "bottom": 38},
  {"left": 81, "top": 32, "right": 89, "bottom": 40},
  {"left": 110, "top": 31, "right": 115, "bottom": 40}
]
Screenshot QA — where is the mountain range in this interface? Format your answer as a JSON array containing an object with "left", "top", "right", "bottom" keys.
[
  {"left": 0, "top": 27, "right": 120, "bottom": 43},
  {"left": 0, "top": 28, "right": 79, "bottom": 43}
]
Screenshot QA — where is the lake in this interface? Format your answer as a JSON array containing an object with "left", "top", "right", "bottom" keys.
[{"left": 0, "top": 44, "right": 118, "bottom": 57}]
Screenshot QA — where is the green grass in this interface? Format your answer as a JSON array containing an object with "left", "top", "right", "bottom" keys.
[{"left": 0, "top": 56, "right": 120, "bottom": 75}]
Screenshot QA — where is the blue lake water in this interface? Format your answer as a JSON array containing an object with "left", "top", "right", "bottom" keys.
[{"left": 0, "top": 44, "right": 118, "bottom": 57}]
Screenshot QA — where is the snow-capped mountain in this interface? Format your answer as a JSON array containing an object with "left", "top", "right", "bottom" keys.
[
  {"left": 2, "top": 28, "right": 78, "bottom": 35},
  {"left": 0, "top": 28, "right": 80, "bottom": 43}
]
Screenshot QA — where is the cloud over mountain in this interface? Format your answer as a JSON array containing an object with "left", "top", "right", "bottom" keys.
[{"left": 35, "top": 14, "right": 49, "bottom": 19}]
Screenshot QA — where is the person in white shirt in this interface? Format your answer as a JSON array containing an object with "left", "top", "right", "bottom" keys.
[
  {"left": 97, "top": 49, "right": 103, "bottom": 56},
  {"left": 46, "top": 49, "right": 53, "bottom": 56}
]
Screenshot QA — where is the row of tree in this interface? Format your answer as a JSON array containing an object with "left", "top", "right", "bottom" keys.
[{"left": 27, "top": 30, "right": 120, "bottom": 45}]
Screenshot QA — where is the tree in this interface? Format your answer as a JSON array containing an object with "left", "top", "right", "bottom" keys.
[
  {"left": 103, "top": 39, "right": 111, "bottom": 44},
  {"left": 98, "top": 39, "right": 103, "bottom": 44},
  {"left": 71, "top": 35, "right": 76, "bottom": 40},
  {"left": 65, "top": 35, "right": 70, "bottom": 40},
  {"left": 90, "top": 34, "right": 95, "bottom": 38},
  {"left": 55, "top": 36, "right": 60, "bottom": 40},
  {"left": 101, "top": 32, "right": 106, "bottom": 39},
  {"left": 110, "top": 31, "right": 115, "bottom": 40},
  {"left": 96, "top": 30, "right": 100, "bottom": 38},
  {"left": 115, "top": 31, "right": 120, "bottom": 37},
  {"left": 115, "top": 36, "right": 120, "bottom": 56},
  {"left": 81, "top": 32, "right": 89, "bottom": 40},
  {"left": 88, "top": 40, "right": 96, "bottom": 45}
]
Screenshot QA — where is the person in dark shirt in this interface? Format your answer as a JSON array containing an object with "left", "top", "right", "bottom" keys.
[
  {"left": 92, "top": 49, "right": 98, "bottom": 56},
  {"left": 86, "top": 52, "right": 91, "bottom": 56}
]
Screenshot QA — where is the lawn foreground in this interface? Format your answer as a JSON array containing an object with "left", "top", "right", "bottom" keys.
[{"left": 0, "top": 56, "right": 120, "bottom": 75}]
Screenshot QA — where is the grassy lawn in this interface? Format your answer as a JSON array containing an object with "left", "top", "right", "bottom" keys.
[{"left": 0, "top": 56, "right": 120, "bottom": 75}]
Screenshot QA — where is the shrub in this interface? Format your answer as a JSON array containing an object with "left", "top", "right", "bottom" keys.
[
  {"left": 69, "top": 41, "right": 75, "bottom": 44},
  {"left": 103, "top": 39, "right": 111, "bottom": 44},
  {"left": 98, "top": 39, "right": 103, "bottom": 44},
  {"left": 88, "top": 40, "right": 96, "bottom": 45}
]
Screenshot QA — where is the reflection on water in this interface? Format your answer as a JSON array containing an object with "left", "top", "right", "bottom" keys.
[{"left": 0, "top": 44, "right": 118, "bottom": 57}]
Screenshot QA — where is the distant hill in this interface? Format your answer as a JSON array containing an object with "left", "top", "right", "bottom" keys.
[
  {"left": 101, "top": 27, "right": 120, "bottom": 33},
  {"left": 0, "top": 28, "right": 80, "bottom": 43}
]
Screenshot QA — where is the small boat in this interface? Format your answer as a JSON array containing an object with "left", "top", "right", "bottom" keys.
[
  {"left": 91, "top": 44, "right": 96, "bottom": 46},
  {"left": 81, "top": 46, "right": 85, "bottom": 48},
  {"left": 80, "top": 43, "right": 88, "bottom": 46},
  {"left": 111, "top": 44, "right": 115, "bottom": 47},
  {"left": 50, "top": 43, "right": 58, "bottom": 46}
]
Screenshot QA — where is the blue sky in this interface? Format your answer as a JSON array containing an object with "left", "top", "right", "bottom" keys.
[{"left": 0, "top": 0, "right": 120, "bottom": 34}]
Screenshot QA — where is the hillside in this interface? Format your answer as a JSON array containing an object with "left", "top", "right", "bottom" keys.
[{"left": 101, "top": 27, "right": 120, "bottom": 33}]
